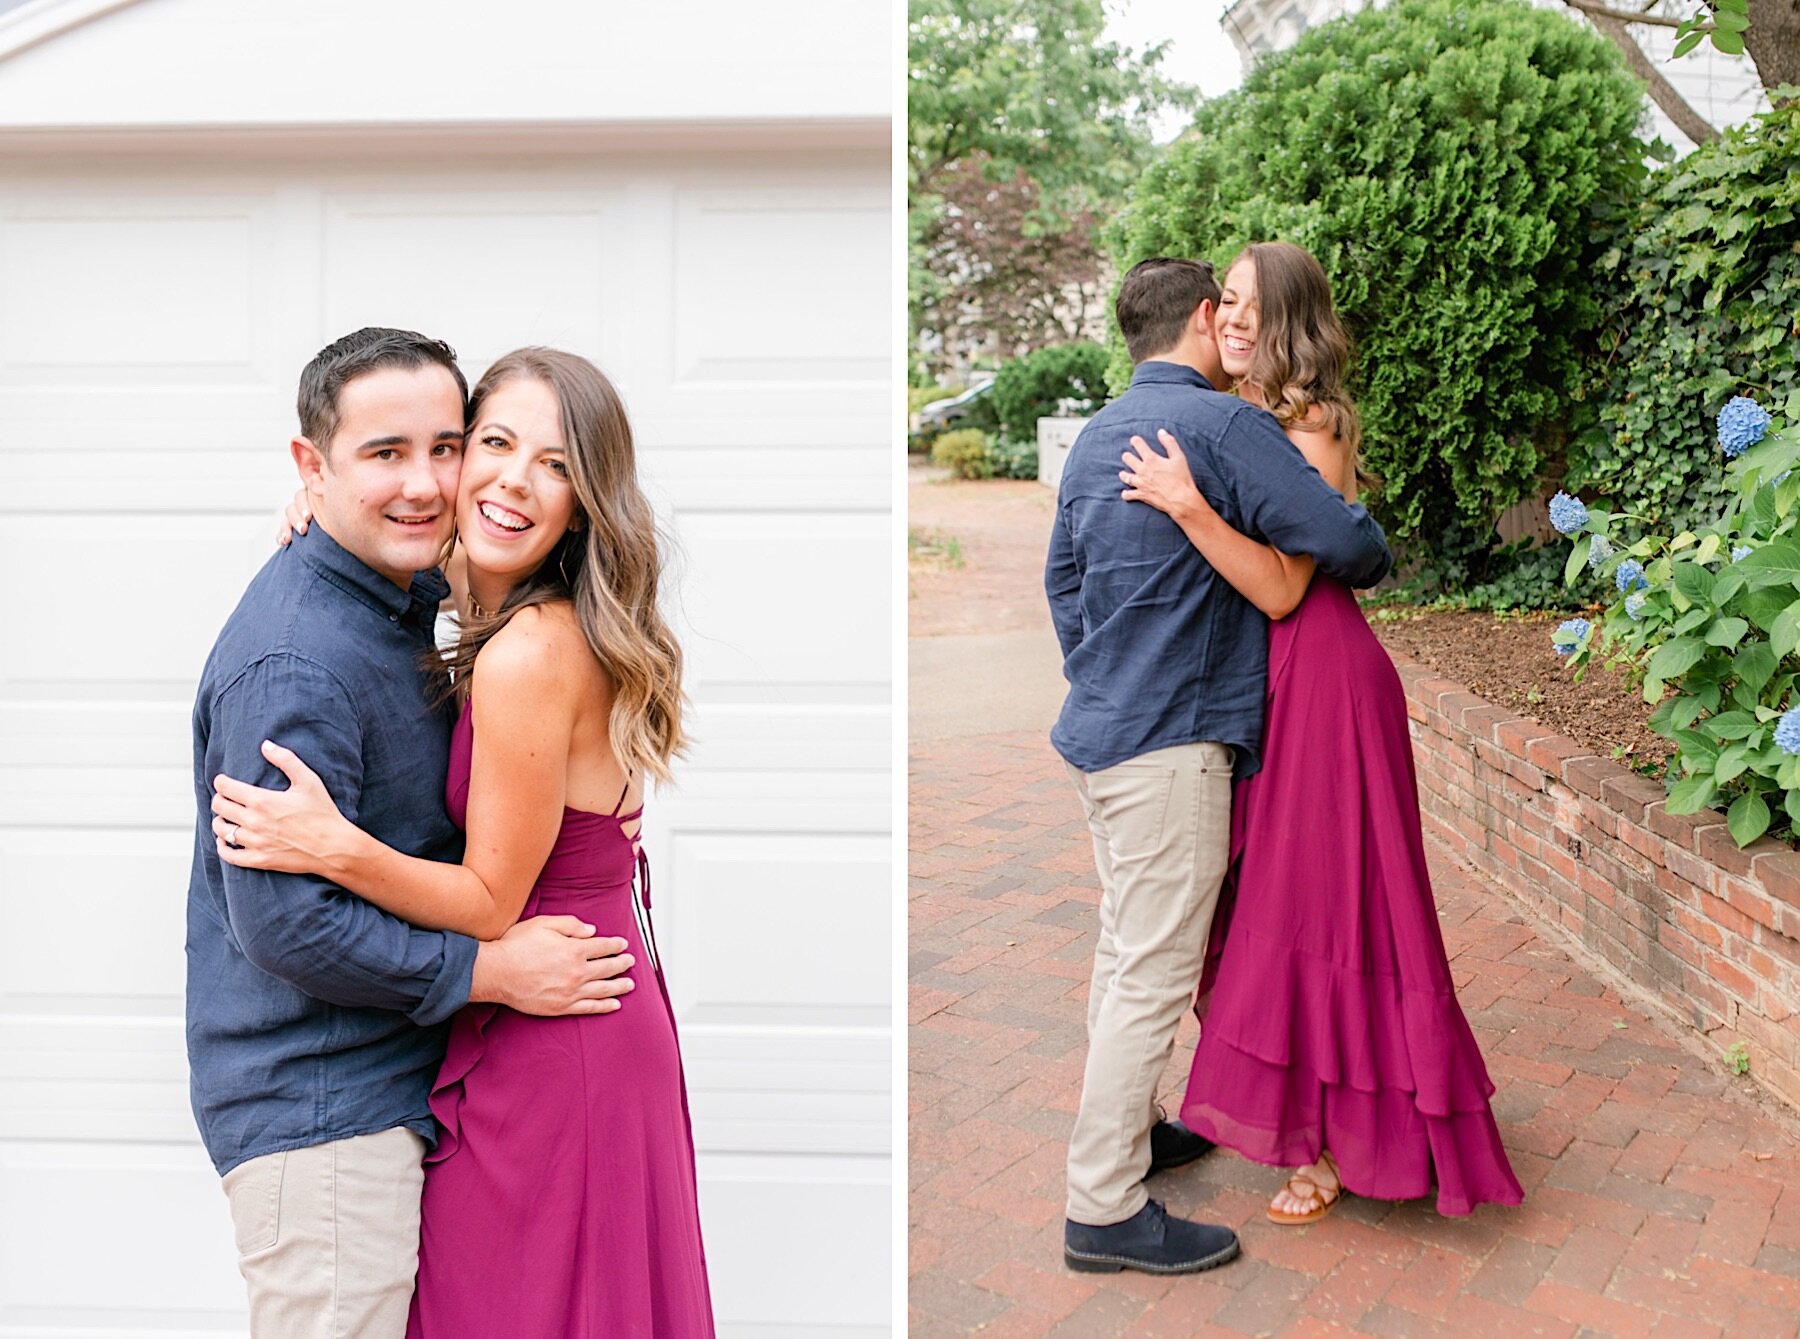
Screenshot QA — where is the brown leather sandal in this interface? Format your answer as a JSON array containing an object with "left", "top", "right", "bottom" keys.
[{"left": 1266, "top": 1152, "right": 1343, "bottom": 1225}]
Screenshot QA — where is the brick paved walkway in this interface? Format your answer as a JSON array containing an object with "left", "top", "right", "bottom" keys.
[
  {"left": 909, "top": 731, "right": 1800, "bottom": 1336},
  {"left": 907, "top": 470, "right": 1800, "bottom": 1337}
]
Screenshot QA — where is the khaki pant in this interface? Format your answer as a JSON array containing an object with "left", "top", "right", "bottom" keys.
[
  {"left": 1064, "top": 741, "right": 1233, "bottom": 1225},
  {"left": 221, "top": 1126, "right": 427, "bottom": 1339}
]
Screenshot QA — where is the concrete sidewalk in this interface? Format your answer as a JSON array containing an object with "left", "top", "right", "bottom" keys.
[{"left": 907, "top": 465, "right": 1800, "bottom": 1337}]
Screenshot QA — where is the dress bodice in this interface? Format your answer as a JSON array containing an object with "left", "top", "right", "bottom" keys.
[{"left": 446, "top": 700, "right": 645, "bottom": 907}]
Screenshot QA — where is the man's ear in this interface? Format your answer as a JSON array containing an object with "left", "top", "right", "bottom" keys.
[
  {"left": 1192, "top": 299, "right": 1216, "bottom": 339},
  {"left": 291, "top": 436, "right": 328, "bottom": 496}
]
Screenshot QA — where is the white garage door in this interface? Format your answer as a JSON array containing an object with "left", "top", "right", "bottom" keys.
[{"left": 0, "top": 27, "right": 891, "bottom": 1339}]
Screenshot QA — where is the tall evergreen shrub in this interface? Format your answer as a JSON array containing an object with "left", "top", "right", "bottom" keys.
[
  {"left": 1107, "top": 0, "right": 1645, "bottom": 584},
  {"left": 1571, "top": 99, "right": 1800, "bottom": 536}
]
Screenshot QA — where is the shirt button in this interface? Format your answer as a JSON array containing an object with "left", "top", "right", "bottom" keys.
[{"left": 390, "top": 614, "right": 399, "bottom": 622}]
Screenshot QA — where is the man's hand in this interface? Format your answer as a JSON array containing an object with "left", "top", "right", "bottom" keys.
[{"left": 470, "top": 916, "right": 635, "bottom": 1015}]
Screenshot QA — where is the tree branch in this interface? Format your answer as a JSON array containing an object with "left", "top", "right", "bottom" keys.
[
  {"left": 1570, "top": 3, "right": 1721, "bottom": 145},
  {"left": 1562, "top": 0, "right": 1711, "bottom": 29}
]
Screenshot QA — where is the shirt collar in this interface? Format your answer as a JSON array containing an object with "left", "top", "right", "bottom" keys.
[
  {"left": 291, "top": 523, "right": 449, "bottom": 620},
  {"left": 1129, "top": 360, "right": 1215, "bottom": 392}
]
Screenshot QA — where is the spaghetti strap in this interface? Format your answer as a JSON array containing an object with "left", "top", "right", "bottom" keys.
[{"left": 608, "top": 779, "right": 633, "bottom": 818}]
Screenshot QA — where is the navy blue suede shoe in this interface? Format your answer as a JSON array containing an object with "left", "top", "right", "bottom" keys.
[
  {"left": 1148, "top": 1117, "right": 1214, "bottom": 1174},
  {"left": 1064, "top": 1199, "right": 1241, "bottom": 1275}
]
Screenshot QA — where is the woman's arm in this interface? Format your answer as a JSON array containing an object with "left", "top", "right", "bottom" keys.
[
  {"left": 1121, "top": 424, "right": 1353, "bottom": 619},
  {"left": 213, "top": 608, "right": 589, "bottom": 941}
]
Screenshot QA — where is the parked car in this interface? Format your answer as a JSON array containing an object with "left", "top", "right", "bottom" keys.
[{"left": 916, "top": 379, "right": 994, "bottom": 432}]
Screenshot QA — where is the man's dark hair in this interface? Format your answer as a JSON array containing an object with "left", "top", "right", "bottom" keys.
[
  {"left": 298, "top": 327, "right": 469, "bottom": 451},
  {"left": 1116, "top": 258, "right": 1221, "bottom": 364}
]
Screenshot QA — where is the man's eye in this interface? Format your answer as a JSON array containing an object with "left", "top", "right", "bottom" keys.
[
  {"left": 433, "top": 442, "right": 459, "bottom": 457},
  {"left": 375, "top": 449, "right": 397, "bottom": 460}
]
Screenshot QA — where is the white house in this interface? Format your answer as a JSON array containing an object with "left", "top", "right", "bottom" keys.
[{"left": 0, "top": 2, "right": 892, "bottom": 1335}]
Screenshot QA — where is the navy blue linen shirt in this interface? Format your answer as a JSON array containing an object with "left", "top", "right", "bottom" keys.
[
  {"left": 186, "top": 524, "right": 476, "bottom": 1176},
  {"left": 1046, "top": 361, "right": 1393, "bottom": 779}
]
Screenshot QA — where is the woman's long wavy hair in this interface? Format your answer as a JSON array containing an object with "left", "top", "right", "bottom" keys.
[
  {"left": 434, "top": 347, "right": 687, "bottom": 783},
  {"left": 1229, "top": 241, "right": 1377, "bottom": 494}
]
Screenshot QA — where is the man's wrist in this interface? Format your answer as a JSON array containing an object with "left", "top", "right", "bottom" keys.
[{"left": 468, "top": 940, "right": 513, "bottom": 1007}]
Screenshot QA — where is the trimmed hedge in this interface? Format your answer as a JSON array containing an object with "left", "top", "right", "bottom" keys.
[
  {"left": 991, "top": 342, "right": 1110, "bottom": 444},
  {"left": 1106, "top": 0, "right": 1645, "bottom": 586}
]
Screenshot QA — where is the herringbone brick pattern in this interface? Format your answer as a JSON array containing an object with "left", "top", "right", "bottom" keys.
[{"left": 909, "top": 728, "right": 1800, "bottom": 1337}]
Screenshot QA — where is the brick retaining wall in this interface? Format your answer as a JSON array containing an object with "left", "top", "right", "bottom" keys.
[{"left": 1393, "top": 654, "right": 1800, "bottom": 1112}]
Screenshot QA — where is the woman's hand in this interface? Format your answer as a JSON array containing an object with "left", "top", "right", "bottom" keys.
[
  {"left": 212, "top": 741, "right": 356, "bottom": 877},
  {"left": 275, "top": 489, "right": 313, "bottom": 547},
  {"left": 1121, "top": 428, "right": 1213, "bottom": 524}
]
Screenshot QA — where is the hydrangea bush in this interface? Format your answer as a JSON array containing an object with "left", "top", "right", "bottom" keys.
[{"left": 1557, "top": 392, "right": 1800, "bottom": 847}]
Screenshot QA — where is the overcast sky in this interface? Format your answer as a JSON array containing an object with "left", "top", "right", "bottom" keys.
[{"left": 1103, "top": 0, "right": 1249, "bottom": 141}]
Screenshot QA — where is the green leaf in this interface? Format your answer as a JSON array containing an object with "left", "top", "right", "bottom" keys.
[
  {"left": 1673, "top": 31, "right": 1704, "bottom": 58},
  {"left": 1786, "top": 788, "right": 1800, "bottom": 828},
  {"left": 1736, "top": 542, "right": 1800, "bottom": 588},
  {"left": 1704, "top": 711, "right": 1757, "bottom": 740},
  {"left": 1738, "top": 643, "right": 1778, "bottom": 692},
  {"left": 1773, "top": 601, "right": 1800, "bottom": 658},
  {"left": 1728, "top": 791, "right": 1771, "bottom": 847},
  {"left": 1675, "top": 729, "right": 1722, "bottom": 765},
  {"left": 1714, "top": 569, "right": 1749, "bottom": 605},
  {"left": 1667, "top": 776, "right": 1718, "bottom": 815},
  {"left": 1564, "top": 534, "right": 1592, "bottom": 587},
  {"left": 1673, "top": 697, "right": 1705, "bottom": 730},
  {"left": 1697, "top": 534, "right": 1722, "bottom": 564},
  {"left": 1713, "top": 10, "right": 1750, "bottom": 34},
  {"left": 1717, "top": 742, "right": 1752, "bottom": 783},
  {"left": 1706, "top": 617, "right": 1750, "bottom": 648},
  {"left": 1647, "top": 637, "right": 1707, "bottom": 681},
  {"left": 1675, "top": 562, "right": 1716, "bottom": 604},
  {"left": 1711, "top": 29, "right": 1745, "bottom": 55}
]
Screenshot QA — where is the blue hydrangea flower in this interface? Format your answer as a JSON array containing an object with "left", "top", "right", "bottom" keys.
[
  {"left": 1586, "top": 534, "right": 1614, "bottom": 572},
  {"left": 1548, "top": 491, "right": 1589, "bottom": 535},
  {"left": 1615, "top": 559, "right": 1648, "bottom": 593},
  {"left": 1775, "top": 705, "right": 1800, "bottom": 755},
  {"left": 1553, "top": 618, "right": 1590, "bottom": 656},
  {"left": 1719, "top": 396, "right": 1773, "bottom": 458},
  {"left": 1625, "top": 592, "right": 1647, "bottom": 621},
  {"left": 1732, "top": 544, "right": 1753, "bottom": 562}
]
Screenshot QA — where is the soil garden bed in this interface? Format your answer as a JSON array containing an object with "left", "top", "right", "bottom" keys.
[{"left": 1366, "top": 604, "right": 1675, "bottom": 776}]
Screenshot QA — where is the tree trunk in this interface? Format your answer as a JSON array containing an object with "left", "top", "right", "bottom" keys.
[
  {"left": 1573, "top": 3, "right": 1721, "bottom": 145},
  {"left": 1746, "top": 0, "right": 1800, "bottom": 94}
]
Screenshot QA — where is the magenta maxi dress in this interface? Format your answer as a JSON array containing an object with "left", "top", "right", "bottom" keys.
[
  {"left": 1180, "top": 577, "right": 1523, "bottom": 1216},
  {"left": 407, "top": 701, "right": 715, "bottom": 1336}
]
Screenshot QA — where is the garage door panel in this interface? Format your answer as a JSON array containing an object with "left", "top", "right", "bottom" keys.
[
  {"left": 0, "top": 193, "right": 286, "bottom": 389},
  {"left": 321, "top": 192, "right": 621, "bottom": 373},
  {"left": 1, "top": 516, "right": 269, "bottom": 688},
  {"left": 699, "top": 1152, "right": 889, "bottom": 1338},
  {"left": 667, "top": 831, "right": 888, "bottom": 1028},
  {"left": 670, "top": 188, "right": 888, "bottom": 387},
  {"left": 0, "top": 1141, "right": 245, "bottom": 1330},
  {"left": 0, "top": 830, "right": 189, "bottom": 1011},
  {"left": 672, "top": 511, "right": 888, "bottom": 697}
]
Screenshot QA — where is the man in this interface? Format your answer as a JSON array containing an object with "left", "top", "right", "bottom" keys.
[
  {"left": 187, "top": 328, "right": 634, "bottom": 1335},
  {"left": 1046, "top": 258, "right": 1393, "bottom": 1274}
]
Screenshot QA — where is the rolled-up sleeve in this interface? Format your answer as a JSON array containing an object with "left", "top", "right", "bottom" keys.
[
  {"left": 1216, "top": 406, "right": 1393, "bottom": 588},
  {"left": 206, "top": 654, "right": 476, "bottom": 1026}
]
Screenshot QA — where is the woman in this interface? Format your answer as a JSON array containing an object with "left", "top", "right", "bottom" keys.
[
  {"left": 1119, "top": 243, "right": 1521, "bottom": 1222},
  {"left": 211, "top": 348, "right": 714, "bottom": 1334}
]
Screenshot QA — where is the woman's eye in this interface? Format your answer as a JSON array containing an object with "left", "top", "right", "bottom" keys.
[
  {"left": 483, "top": 436, "right": 510, "bottom": 450},
  {"left": 547, "top": 459, "right": 569, "bottom": 477}
]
